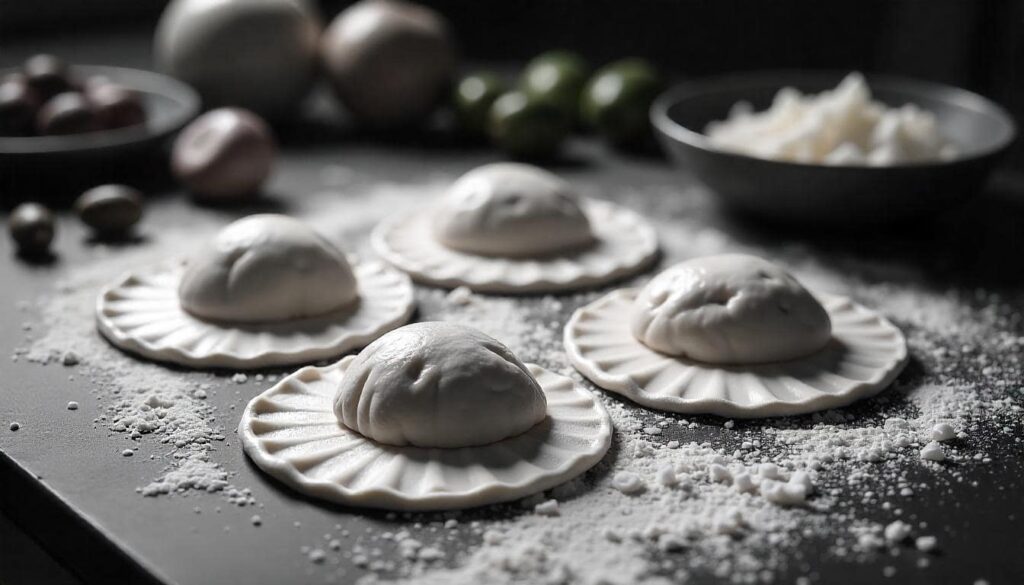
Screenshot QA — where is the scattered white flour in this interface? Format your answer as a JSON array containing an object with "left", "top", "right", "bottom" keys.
[
  {"left": 655, "top": 464, "right": 678, "bottom": 487},
  {"left": 919, "top": 442, "right": 946, "bottom": 462},
  {"left": 930, "top": 422, "right": 956, "bottom": 442},
  {"left": 915, "top": 535, "right": 938, "bottom": 552},
  {"left": 446, "top": 286, "right": 474, "bottom": 306},
  {"left": 533, "top": 499, "right": 560, "bottom": 517},
  {"left": 13, "top": 217, "right": 252, "bottom": 505},
  {"left": 884, "top": 520, "right": 912, "bottom": 543},
  {"left": 610, "top": 471, "right": 645, "bottom": 495},
  {"left": 13, "top": 174, "right": 1022, "bottom": 584}
]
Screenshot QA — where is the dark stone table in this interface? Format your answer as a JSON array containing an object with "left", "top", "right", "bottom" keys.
[{"left": 1, "top": 28, "right": 1023, "bottom": 585}]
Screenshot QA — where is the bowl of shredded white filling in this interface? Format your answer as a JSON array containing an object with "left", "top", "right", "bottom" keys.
[{"left": 651, "top": 71, "right": 1015, "bottom": 224}]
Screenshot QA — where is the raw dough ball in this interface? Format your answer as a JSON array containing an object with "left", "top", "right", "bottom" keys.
[
  {"left": 321, "top": 0, "right": 457, "bottom": 128},
  {"left": 155, "top": 0, "right": 321, "bottom": 116},
  {"left": 432, "top": 163, "right": 595, "bottom": 258},
  {"left": 334, "top": 322, "right": 547, "bottom": 448},
  {"left": 178, "top": 214, "right": 357, "bottom": 323},
  {"left": 631, "top": 254, "right": 832, "bottom": 364}
]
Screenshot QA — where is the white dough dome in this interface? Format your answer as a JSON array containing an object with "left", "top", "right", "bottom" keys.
[
  {"left": 432, "top": 163, "right": 595, "bottom": 258},
  {"left": 333, "top": 322, "right": 547, "bottom": 448},
  {"left": 178, "top": 214, "right": 358, "bottom": 323},
  {"left": 630, "top": 254, "right": 832, "bottom": 364}
]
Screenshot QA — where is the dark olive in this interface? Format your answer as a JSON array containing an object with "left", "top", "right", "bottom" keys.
[
  {"left": 2, "top": 72, "right": 30, "bottom": 87},
  {"left": 86, "top": 83, "right": 146, "bottom": 130},
  {"left": 74, "top": 184, "right": 144, "bottom": 235},
  {"left": 580, "top": 58, "right": 665, "bottom": 147},
  {"left": 453, "top": 72, "right": 506, "bottom": 137},
  {"left": 488, "top": 90, "right": 571, "bottom": 159},
  {"left": 0, "top": 78, "right": 38, "bottom": 136},
  {"left": 8, "top": 202, "right": 55, "bottom": 256},
  {"left": 2, "top": 72, "right": 43, "bottom": 106},
  {"left": 81, "top": 75, "right": 113, "bottom": 94},
  {"left": 24, "top": 54, "right": 73, "bottom": 102},
  {"left": 520, "top": 50, "right": 590, "bottom": 121},
  {"left": 37, "top": 92, "right": 97, "bottom": 135},
  {"left": 171, "top": 108, "right": 275, "bottom": 201}
]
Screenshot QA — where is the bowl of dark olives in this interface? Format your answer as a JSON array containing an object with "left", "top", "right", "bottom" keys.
[{"left": 0, "top": 55, "right": 200, "bottom": 197}]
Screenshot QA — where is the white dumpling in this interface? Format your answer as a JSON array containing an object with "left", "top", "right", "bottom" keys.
[
  {"left": 630, "top": 254, "right": 832, "bottom": 364},
  {"left": 334, "top": 322, "right": 547, "bottom": 448},
  {"left": 432, "top": 163, "right": 595, "bottom": 257},
  {"left": 178, "top": 214, "right": 358, "bottom": 323}
]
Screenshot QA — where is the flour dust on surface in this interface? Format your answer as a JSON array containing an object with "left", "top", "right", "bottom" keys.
[{"left": 12, "top": 170, "right": 1023, "bottom": 585}]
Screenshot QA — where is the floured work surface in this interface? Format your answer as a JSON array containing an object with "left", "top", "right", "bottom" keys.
[{"left": 2, "top": 35, "right": 1024, "bottom": 585}]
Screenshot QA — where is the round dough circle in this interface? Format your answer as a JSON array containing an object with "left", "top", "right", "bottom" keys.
[
  {"left": 631, "top": 254, "right": 832, "bottom": 364},
  {"left": 178, "top": 215, "right": 358, "bottom": 323},
  {"left": 335, "top": 322, "right": 547, "bottom": 448},
  {"left": 433, "top": 163, "right": 595, "bottom": 257},
  {"left": 565, "top": 288, "right": 907, "bottom": 417},
  {"left": 372, "top": 199, "right": 658, "bottom": 293},
  {"left": 239, "top": 358, "right": 612, "bottom": 510},
  {"left": 96, "top": 260, "right": 414, "bottom": 369}
]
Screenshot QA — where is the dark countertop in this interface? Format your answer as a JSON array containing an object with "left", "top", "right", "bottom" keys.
[{"left": 2, "top": 28, "right": 1024, "bottom": 585}]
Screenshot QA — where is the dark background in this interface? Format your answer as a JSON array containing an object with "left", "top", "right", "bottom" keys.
[
  {"left": 0, "top": 0, "right": 1018, "bottom": 91},
  {"left": 3, "top": 0, "right": 1021, "bottom": 154}
]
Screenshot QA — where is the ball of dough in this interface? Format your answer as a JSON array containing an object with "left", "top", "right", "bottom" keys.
[
  {"left": 334, "top": 322, "right": 547, "bottom": 448},
  {"left": 432, "top": 163, "right": 595, "bottom": 258},
  {"left": 630, "top": 254, "right": 832, "bottom": 364},
  {"left": 178, "top": 214, "right": 357, "bottom": 323},
  {"left": 155, "top": 0, "right": 321, "bottom": 117},
  {"left": 321, "top": 0, "right": 457, "bottom": 128}
]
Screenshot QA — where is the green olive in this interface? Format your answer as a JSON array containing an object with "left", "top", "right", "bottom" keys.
[
  {"left": 520, "top": 50, "right": 589, "bottom": 121},
  {"left": 581, "top": 58, "right": 665, "bottom": 147},
  {"left": 488, "top": 90, "right": 570, "bottom": 159},
  {"left": 454, "top": 71, "right": 506, "bottom": 137}
]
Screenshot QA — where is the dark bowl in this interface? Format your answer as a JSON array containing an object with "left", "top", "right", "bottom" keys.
[
  {"left": 0, "top": 65, "right": 199, "bottom": 204},
  {"left": 650, "top": 71, "right": 1017, "bottom": 225}
]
